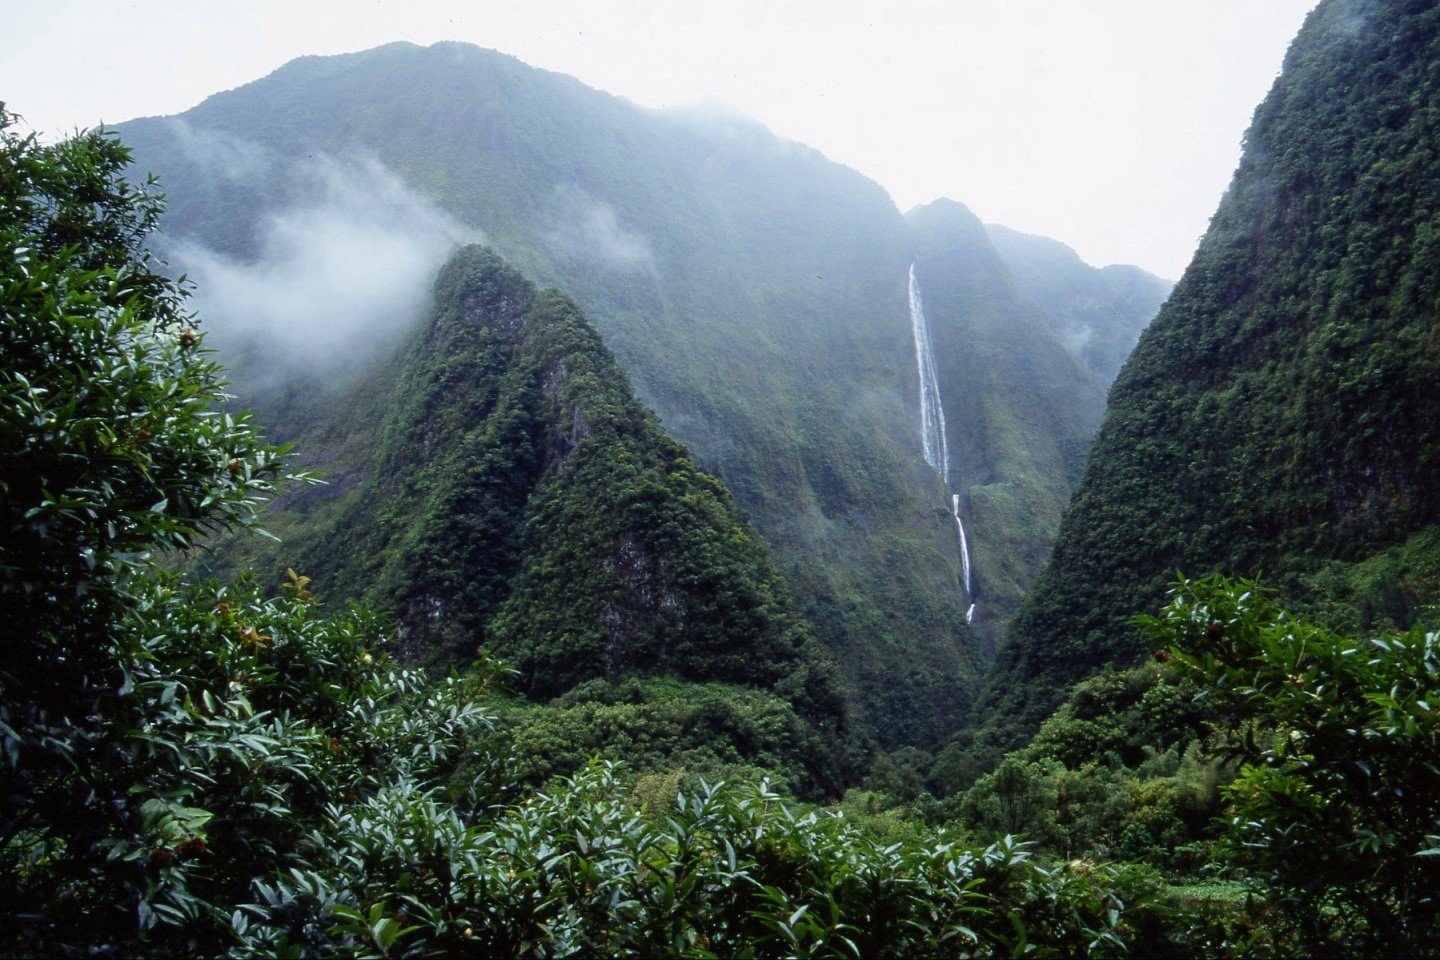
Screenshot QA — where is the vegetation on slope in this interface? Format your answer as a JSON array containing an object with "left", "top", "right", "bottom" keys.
[
  {"left": 933, "top": 662, "right": 1229, "bottom": 875},
  {"left": 986, "top": 223, "right": 1172, "bottom": 387},
  {"left": 975, "top": 0, "right": 1440, "bottom": 745},
  {"left": 116, "top": 44, "right": 979, "bottom": 747},
  {"left": 211, "top": 243, "right": 850, "bottom": 793},
  {"left": 907, "top": 200, "right": 1110, "bottom": 629}
]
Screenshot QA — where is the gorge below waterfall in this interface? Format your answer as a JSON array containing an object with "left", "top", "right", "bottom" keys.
[{"left": 908, "top": 264, "right": 976, "bottom": 624}]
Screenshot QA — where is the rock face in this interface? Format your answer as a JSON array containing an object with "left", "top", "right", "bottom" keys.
[{"left": 975, "top": 0, "right": 1440, "bottom": 746}]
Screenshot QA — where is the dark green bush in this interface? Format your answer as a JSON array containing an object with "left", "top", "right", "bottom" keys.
[{"left": 1142, "top": 574, "right": 1440, "bottom": 956}]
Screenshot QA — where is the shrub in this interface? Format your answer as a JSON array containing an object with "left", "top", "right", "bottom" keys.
[{"left": 1141, "top": 575, "right": 1440, "bottom": 955}]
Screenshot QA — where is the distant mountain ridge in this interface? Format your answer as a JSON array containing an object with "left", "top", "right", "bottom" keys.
[
  {"left": 117, "top": 41, "right": 1167, "bottom": 747},
  {"left": 986, "top": 224, "right": 1174, "bottom": 386}
]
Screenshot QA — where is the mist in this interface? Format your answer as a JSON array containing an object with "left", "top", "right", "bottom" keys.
[
  {"left": 171, "top": 152, "right": 477, "bottom": 389},
  {"left": 543, "top": 185, "right": 654, "bottom": 272}
]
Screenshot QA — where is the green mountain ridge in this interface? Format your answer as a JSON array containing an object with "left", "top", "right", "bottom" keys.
[
  {"left": 116, "top": 41, "right": 1165, "bottom": 747},
  {"left": 224, "top": 243, "right": 850, "bottom": 791},
  {"left": 974, "top": 0, "right": 1440, "bottom": 749},
  {"left": 986, "top": 223, "right": 1174, "bottom": 386}
]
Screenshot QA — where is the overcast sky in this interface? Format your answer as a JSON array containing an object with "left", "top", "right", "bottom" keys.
[{"left": 4, "top": 0, "right": 1318, "bottom": 278}]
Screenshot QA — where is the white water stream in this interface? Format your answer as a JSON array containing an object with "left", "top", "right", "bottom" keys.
[
  {"left": 953, "top": 494, "right": 973, "bottom": 599},
  {"left": 909, "top": 264, "right": 976, "bottom": 624},
  {"left": 908, "top": 265, "right": 948, "bottom": 484}
]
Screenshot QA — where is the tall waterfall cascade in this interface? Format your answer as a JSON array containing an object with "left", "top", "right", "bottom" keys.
[
  {"left": 909, "top": 265, "right": 949, "bottom": 484},
  {"left": 908, "top": 264, "right": 976, "bottom": 625},
  {"left": 953, "top": 494, "right": 973, "bottom": 597}
]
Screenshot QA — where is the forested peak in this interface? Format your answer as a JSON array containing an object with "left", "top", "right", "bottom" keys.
[
  {"left": 1287, "top": 0, "right": 1383, "bottom": 62},
  {"left": 906, "top": 197, "right": 989, "bottom": 244},
  {"left": 431, "top": 243, "right": 536, "bottom": 336},
  {"left": 202, "top": 39, "right": 583, "bottom": 101},
  {"left": 213, "top": 240, "right": 851, "bottom": 775},
  {"left": 973, "top": 0, "right": 1440, "bottom": 750},
  {"left": 1098, "top": 262, "right": 1168, "bottom": 287},
  {"left": 986, "top": 224, "right": 1171, "bottom": 307}
]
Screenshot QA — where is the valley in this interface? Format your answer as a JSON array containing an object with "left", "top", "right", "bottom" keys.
[{"left": 4, "top": 0, "right": 1439, "bottom": 954}]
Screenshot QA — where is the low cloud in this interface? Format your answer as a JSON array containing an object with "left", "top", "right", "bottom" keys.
[
  {"left": 165, "top": 118, "right": 274, "bottom": 183},
  {"left": 170, "top": 153, "right": 477, "bottom": 389},
  {"left": 543, "top": 186, "right": 653, "bottom": 271}
]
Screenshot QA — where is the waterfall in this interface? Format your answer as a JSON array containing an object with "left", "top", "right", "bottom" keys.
[
  {"left": 952, "top": 493, "right": 972, "bottom": 597},
  {"left": 909, "top": 263, "right": 978, "bottom": 622},
  {"left": 908, "top": 265, "right": 948, "bottom": 484}
]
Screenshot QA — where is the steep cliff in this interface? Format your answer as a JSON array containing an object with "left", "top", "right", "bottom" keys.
[{"left": 976, "top": 0, "right": 1440, "bottom": 746}]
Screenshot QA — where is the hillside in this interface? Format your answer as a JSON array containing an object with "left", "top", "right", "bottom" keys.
[
  {"left": 987, "top": 223, "right": 1172, "bottom": 385},
  {"left": 906, "top": 200, "right": 1112, "bottom": 636},
  {"left": 974, "top": 0, "right": 1440, "bottom": 746},
  {"left": 117, "top": 42, "right": 1163, "bottom": 746},
  {"left": 221, "top": 244, "right": 850, "bottom": 790}
]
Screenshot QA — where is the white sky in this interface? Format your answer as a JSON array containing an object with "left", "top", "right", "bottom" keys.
[{"left": 3, "top": 0, "right": 1318, "bottom": 279}]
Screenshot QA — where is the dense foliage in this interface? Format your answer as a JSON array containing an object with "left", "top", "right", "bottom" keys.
[
  {"left": 4, "top": 580, "right": 1160, "bottom": 957},
  {"left": 1143, "top": 575, "right": 1440, "bottom": 956},
  {"left": 0, "top": 106, "right": 291, "bottom": 924},
  {"left": 975, "top": 0, "right": 1440, "bottom": 748},
  {"left": 934, "top": 664, "right": 1228, "bottom": 876},
  {"left": 0, "top": 106, "right": 285, "bottom": 630}
]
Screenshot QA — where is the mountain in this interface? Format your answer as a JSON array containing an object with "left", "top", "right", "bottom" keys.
[
  {"left": 905, "top": 200, "right": 1113, "bottom": 638},
  {"left": 222, "top": 243, "right": 850, "bottom": 790},
  {"left": 971, "top": 0, "right": 1440, "bottom": 748},
  {"left": 120, "top": 43, "right": 974, "bottom": 748},
  {"left": 116, "top": 42, "right": 1163, "bottom": 748},
  {"left": 986, "top": 224, "right": 1172, "bottom": 385}
]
